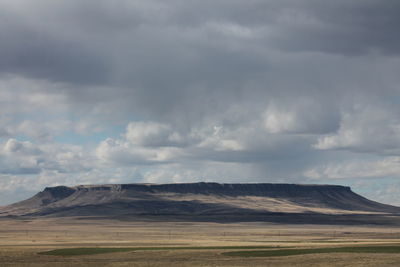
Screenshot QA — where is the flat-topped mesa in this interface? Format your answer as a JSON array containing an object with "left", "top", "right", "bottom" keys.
[
  {"left": 67, "top": 182, "right": 351, "bottom": 196},
  {"left": 3, "top": 182, "right": 399, "bottom": 219},
  {"left": 36, "top": 182, "right": 356, "bottom": 209},
  {"left": 39, "top": 183, "right": 354, "bottom": 202}
]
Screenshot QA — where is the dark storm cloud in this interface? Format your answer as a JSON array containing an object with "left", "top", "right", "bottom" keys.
[
  {"left": 0, "top": 0, "right": 398, "bottom": 139},
  {"left": 0, "top": 0, "right": 397, "bottom": 129},
  {"left": 0, "top": 0, "right": 400, "bottom": 176},
  {"left": 0, "top": 10, "right": 109, "bottom": 85},
  {"left": 1, "top": 0, "right": 399, "bottom": 87},
  {"left": 266, "top": 0, "right": 400, "bottom": 55}
]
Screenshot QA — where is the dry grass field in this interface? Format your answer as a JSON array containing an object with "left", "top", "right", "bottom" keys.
[{"left": 1, "top": 217, "right": 400, "bottom": 266}]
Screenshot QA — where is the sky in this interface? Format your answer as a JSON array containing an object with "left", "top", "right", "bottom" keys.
[{"left": 1, "top": 0, "right": 400, "bottom": 205}]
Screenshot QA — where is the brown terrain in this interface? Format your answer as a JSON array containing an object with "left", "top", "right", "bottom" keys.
[{"left": 1, "top": 182, "right": 400, "bottom": 266}]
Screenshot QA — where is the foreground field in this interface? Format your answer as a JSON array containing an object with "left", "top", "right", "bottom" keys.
[{"left": 1, "top": 217, "right": 400, "bottom": 266}]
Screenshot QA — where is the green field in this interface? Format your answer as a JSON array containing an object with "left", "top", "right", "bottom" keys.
[{"left": 222, "top": 246, "right": 400, "bottom": 257}]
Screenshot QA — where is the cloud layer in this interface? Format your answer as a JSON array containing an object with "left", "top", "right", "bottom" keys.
[{"left": 0, "top": 0, "right": 400, "bottom": 205}]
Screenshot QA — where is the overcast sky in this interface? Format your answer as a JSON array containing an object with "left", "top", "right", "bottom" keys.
[{"left": 1, "top": 0, "right": 400, "bottom": 205}]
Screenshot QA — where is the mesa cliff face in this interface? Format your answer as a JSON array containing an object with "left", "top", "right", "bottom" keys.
[{"left": 1, "top": 182, "right": 399, "bottom": 219}]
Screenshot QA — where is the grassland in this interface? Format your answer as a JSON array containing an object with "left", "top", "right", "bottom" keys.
[{"left": 1, "top": 217, "right": 400, "bottom": 266}]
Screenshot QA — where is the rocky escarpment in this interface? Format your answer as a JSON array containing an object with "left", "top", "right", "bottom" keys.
[{"left": 1, "top": 182, "right": 399, "bottom": 219}]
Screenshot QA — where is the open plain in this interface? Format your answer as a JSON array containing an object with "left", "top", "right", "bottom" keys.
[{"left": 1, "top": 217, "right": 400, "bottom": 266}]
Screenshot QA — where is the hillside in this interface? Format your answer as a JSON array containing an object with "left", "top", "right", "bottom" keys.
[{"left": 1, "top": 183, "right": 399, "bottom": 221}]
